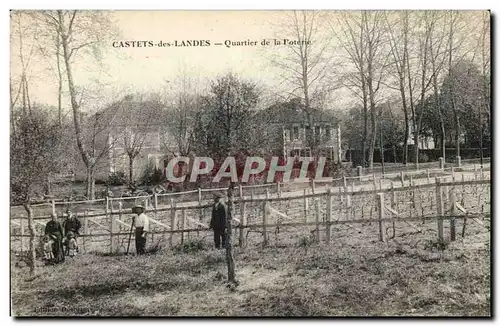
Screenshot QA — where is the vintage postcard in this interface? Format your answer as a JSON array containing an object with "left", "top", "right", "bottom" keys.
[{"left": 10, "top": 10, "right": 491, "bottom": 317}]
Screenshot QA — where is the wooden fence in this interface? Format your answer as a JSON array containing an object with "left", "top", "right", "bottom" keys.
[
  {"left": 10, "top": 169, "right": 491, "bottom": 253},
  {"left": 9, "top": 161, "right": 490, "bottom": 219}
]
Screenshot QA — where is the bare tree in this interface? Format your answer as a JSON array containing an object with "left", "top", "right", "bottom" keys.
[
  {"left": 161, "top": 77, "right": 202, "bottom": 158},
  {"left": 408, "top": 11, "right": 435, "bottom": 168},
  {"left": 270, "top": 10, "right": 337, "bottom": 155},
  {"left": 427, "top": 12, "right": 449, "bottom": 162},
  {"left": 443, "top": 11, "right": 472, "bottom": 162},
  {"left": 335, "top": 12, "right": 388, "bottom": 168},
  {"left": 115, "top": 94, "right": 164, "bottom": 183},
  {"left": 35, "top": 10, "right": 115, "bottom": 199},
  {"left": 10, "top": 11, "right": 39, "bottom": 131},
  {"left": 479, "top": 11, "right": 491, "bottom": 164},
  {"left": 334, "top": 13, "right": 369, "bottom": 166},
  {"left": 384, "top": 11, "right": 412, "bottom": 164}
]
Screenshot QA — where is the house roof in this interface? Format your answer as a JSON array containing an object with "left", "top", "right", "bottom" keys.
[{"left": 95, "top": 94, "right": 168, "bottom": 130}]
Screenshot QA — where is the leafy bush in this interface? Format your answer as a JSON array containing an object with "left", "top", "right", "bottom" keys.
[
  {"left": 297, "top": 235, "right": 314, "bottom": 250},
  {"left": 173, "top": 240, "right": 206, "bottom": 254},
  {"left": 107, "top": 171, "right": 127, "bottom": 186},
  {"left": 418, "top": 152, "right": 430, "bottom": 163},
  {"left": 140, "top": 164, "right": 165, "bottom": 186}
]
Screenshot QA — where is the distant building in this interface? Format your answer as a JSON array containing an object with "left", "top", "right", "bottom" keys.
[
  {"left": 79, "top": 95, "right": 173, "bottom": 182},
  {"left": 258, "top": 99, "right": 343, "bottom": 163},
  {"left": 407, "top": 124, "right": 435, "bottom": 150}
]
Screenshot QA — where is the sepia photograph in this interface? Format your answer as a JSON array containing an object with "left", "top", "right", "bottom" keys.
[{"left": 9, "top": 9, "right": 491, "bottom": 317}]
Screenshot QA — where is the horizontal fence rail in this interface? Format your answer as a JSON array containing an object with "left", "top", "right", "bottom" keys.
[{"left": 10, "top": 168, "right": 490, "bottom": 254}]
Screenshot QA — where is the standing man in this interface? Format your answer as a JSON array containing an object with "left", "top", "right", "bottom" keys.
[
  {"left": 210, "top": 193, "right": 227, "bottom": 249},
  {"left": 133, "top": 204, "right": 150, "bottom": 255},
  {"left": 63, "top": 209, "right": 81, "bottom": 255}
]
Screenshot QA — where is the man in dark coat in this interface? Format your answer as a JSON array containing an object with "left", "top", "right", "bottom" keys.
[
  {"left": 210, "top": 193, "right": 227, "bottom": 249},
  {"left": 45, "top": 213, "right": 65, "bottom": 263},
  {"left": 62, "top": 209, "right": 81, "bottom": 255}
]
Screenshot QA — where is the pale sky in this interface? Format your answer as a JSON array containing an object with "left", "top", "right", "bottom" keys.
[
  {"left": 10, "top": 10, "right": 488, "bottom": 114},
  {"left": 12, "top": 10, "right": 349, "bottom": 113}
]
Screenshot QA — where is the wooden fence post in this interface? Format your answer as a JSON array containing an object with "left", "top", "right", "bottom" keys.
[
  {"left": 427, "top": 169, "right": 430, "bottom": 183},
  {"left": 326, "top": 189, "right": 332, "bottom": 244},
  {"left": 343, "top": 176, "right": 347, "bottom": 188},
  {"left": 51, "top": 199, "right": 56, "bottom": 216},
  {"left": 83, "top": 212, "right": 88, "bottom": 253},
  {"left": 377, "top": 193, "right": 386, "bottom": 242},
  {"left": 450, "top": 189, "right": 456, "bottom": 241},
  {"left": 181, "top": 209, "right": 186, "bottom": 245},
  {"left": 311, "top": 180, "right": 316, "bottom": 194},
  {"left": 110, "top": 201, "right": 119, "bottom": 253},
  {"left": 435, "top": 179, "right": 444, "bottom": 242},
  {"left": 170, "top": 198, "right": 176, "bottom": 247},
  {"left": 338, "top": 187, "right": 344, "bottom": 220},
  {"left": 154, "top": 193, "right": 158, "bottom": 218},
  {"left": 303, "top": 189, "right": 308, "bottom": 222},
  {"left": 277, "top": 182, "right": 281, "bottom": 198},
  {"left": 391, "top": 183, "right": 396, "bottom": 208},
  {"left": 400, "top": 171, "right": 405, "bottom": 186},
  {"left": 239, "top": 202, "right": 246, "bottom": 248},
  {"left": 452, "top": 167, "right": 456, "bottom": 181},
  {"left": 106, "top": 197, "right": 110, "bottom": 216},
  {"left": 198, "top": 193, "right": 203, "bottom": 238},
  {"left": 20, "top": 215, "right": 25, "bottom": 252},
  {"left": 198, "top": 188, "right": 202, "bottom": 203},
  {"left": 315, "top": 198, "right": 320, "bottom": 242},
  {"left": 239, "top": 184, "right": 243, "bottom": 199},
  {"left": 263, "top": 191, "right": 269, "bottom": 246}
]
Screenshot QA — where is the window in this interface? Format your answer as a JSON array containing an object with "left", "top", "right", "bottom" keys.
[
  {"left": 325, "top": 126, "right": 331, "bottom": 139},
  {"left": 293, "top": 126, "right": 299, "bottom": 140}
]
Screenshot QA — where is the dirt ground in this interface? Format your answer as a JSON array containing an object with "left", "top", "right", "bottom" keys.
[{"left": 11, "top": 215, "right": 490, "bottom": 317}]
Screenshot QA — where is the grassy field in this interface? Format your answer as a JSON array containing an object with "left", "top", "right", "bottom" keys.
[{"left": 11, "top": 217, "right": 490, "bottom": 317}]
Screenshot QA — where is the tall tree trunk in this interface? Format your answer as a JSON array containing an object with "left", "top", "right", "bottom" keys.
[
  {"left": 23, "top": 203, "right": 36, "bottom": 276},
  {"left": 403, "top": 112, "right": 409, "bottom": 164},
  {"left": 454, "top": 111, "right": 461, "bottom": 158},
  {"left": 59, "top": 11, "right": 92, "bottom": 198},
  {"left": 361, "top": 98, "right": 368, "bottom": 167},
  {"left": 128, "top": 154, "right": 134, "bottom": 183},
  {"left": 86, "top": 166, "right": 95, "bottom": 200},
  {"left": 367, "top": 48, "right": 377, "bottom": 169},
  {"left": 447, "top": 11, "right": 460, "bottom": 161},
  {"left": 56, "top": 34, "right": 63, "bottom": 126},
  {"left": 225, "top": 183, "right": 236, "bottom": 284}
]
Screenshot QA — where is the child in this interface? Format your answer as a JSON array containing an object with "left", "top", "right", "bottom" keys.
[
  {"left": 66, "top": 231, "right": 79, "bottom": 257},
  {"left": 42, "top": 235, "right": 55, "bottom": 263}
]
